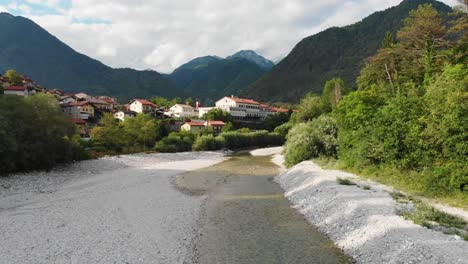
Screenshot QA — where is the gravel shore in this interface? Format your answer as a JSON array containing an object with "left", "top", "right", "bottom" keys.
[
  {"left": 0, "top": 152, "right": 225, "bottom": 264},
  {"left": 272, "top": 153, "right": 468, "bottom": 264}
]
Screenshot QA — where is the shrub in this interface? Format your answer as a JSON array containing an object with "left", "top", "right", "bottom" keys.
[
  {"left": 274, "top": 122, "right": 293, "bottom": 138},
  {"left": 154, "top": 132, "right": 194, "bottom": 153},
  {"left": 192, "top": 135, "right": 225, "bottom": 151},
  {"left": 284, "top": 115, "right": 338, "bottom": 167},
  {"left": 220, "top": 131, "right": 284, "bottom": 149}
]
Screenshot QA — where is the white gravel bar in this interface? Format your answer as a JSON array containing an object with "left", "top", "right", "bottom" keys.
[
  {"left": 0, "top": 152, "right": 226, "bottom": 264},
  {"left": 274, "top": 155, "right": 468, "bottom": 264}
]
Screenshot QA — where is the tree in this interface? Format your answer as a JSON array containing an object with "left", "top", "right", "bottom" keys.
[
  {"left": 90, "top": 113, "right": 125, "bottom": 151},
  {"left": 321, "top": 78, "right": 347, "bottom": 109},
  {"left": 290, "top": 93, "right": 328, "bottom": 123},
  {"left": 122, "top": 114, "right": 161, "bottom": 148},
  {"left": 202, "top": 108, "right": 233, "bottom": 122},
  {"left": 5, "top": 69, "right": 22, "bottom": 86},
  {"left": 222, "top": 122, "right": 235, "bottom": 133},
  {"left": 381, "top": 32, "right": 395, "bottom": 49},
  {"left": 397, "top": 4, "right": 448, "bottom": 82}
]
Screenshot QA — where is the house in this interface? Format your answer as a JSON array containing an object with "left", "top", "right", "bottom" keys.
[
  {"left": 68, "top": 101, "right": 95, "bottom": 118},
  {"left": 205, "top": 120, "right": 225, "bottom": 135},
  {"left": 168, "top": 104, "right": 198, "bottom": 118},
  {"left": 75, "top": 93, "right": 91, "bottom": 100},
  {"left": 3, "top": 86, "right": 30, "bottom": 97},
  {"left": 99, "top": 97, "right": 119, "bottom": 109},
  {"left": 215, "top": 96, "right": 274, "bottom": 122},
  {"left": 114, "top": 110, "right": 137, "bottom": 122},
  {"left": 181, "top": 121, "right": 206, "bottom": 134},
  {"left": 128, "top": 99, "right": 158, "bottom": 113},
  {"left": 87, "top": 98, "right": 111, "bottom": 110},
  {"left": 59, "top": 95, "right": 78, "bottom": 104},
  {"left": 198, "top": 107, "right": 215, "bottom": 118}
]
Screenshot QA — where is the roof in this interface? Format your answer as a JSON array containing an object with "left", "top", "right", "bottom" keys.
[
  {"left": 101, "top": 98, "right": 118, "bottom": 104},
  {"left": 69, "top": 101, "right": 93, "bottom": 107},
  {"left": 4, "top": 86, "right": 26, "bottom": 91},
  {"left": 227, "top": 96, "right": 261, "bottom": 105},
  {"left": 271, "top": 107, "right": 289, "bottom": 113},
  {"left": 172, "top": 104, "right": 195, "bottom": 109},
  {"left": 206, "top": 121, "right": 225, "bottom": 126},
  {"left": 132, "top": 99, "right": 158, "bottom": 108},
  {"left": 185, "top": 122, "right": 205, "bottom": 127},
  {"left": 87, "top": 98, "right": 109, "bottom": 105}
]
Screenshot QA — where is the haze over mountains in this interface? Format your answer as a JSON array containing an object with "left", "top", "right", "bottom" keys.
[{"left": 0, "top": 0, "right": 453, "bottom": 103}]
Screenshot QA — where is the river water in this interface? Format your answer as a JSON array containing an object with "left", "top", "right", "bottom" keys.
[{"left": 176, "top": 153, "right": 353, "bottom": 264}]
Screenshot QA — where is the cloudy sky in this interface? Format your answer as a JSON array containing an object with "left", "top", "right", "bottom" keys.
[{"left": 0, "top": 0, "right": 458, "bottom": 73}]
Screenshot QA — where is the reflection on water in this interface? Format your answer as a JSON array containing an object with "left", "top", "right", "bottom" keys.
[{"left": 176, "top": 153, "right": 353, "bottom": 264}]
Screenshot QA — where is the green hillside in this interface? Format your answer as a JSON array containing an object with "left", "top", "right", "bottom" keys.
[
  {"left": 0, "top": 12, "right": 182, "bottom": 101},
  {"left": 243, "top": 0, "right": 452, "bottom": 103},
  {"left": 170, "top": 56, "right": 267, "bottom": 105}
]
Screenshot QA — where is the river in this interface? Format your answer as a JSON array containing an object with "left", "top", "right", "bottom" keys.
[{"left": 176, "top": 152, "right": 352, "bottom": 263}]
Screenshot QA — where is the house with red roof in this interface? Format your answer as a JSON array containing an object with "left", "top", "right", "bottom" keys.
[
  {"left": 128, "top": 99, "right": 159, "bottom": 114},
  {"left": 205, "top": 120, "right": 226, "bottom": 135},
  {"left": 3, "top": 86, "right": 31, "bottom": 97},
  {"left": 181, "top": 121, "right": 206, "bottom": 134},
  {"left": 215, "top": 96, "right": 275, "bottom": 122}
]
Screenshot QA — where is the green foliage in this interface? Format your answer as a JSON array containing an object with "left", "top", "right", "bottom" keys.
[
  {"left": 290, "top": 93, "right": 329, "bottom": 123},
  {"left": 154, "top": 132, "right": 194, "bottom": 153},
  {"left": 0, "top": 94, "right": 86, "bottom": 174},
  {"left": 264, "top": 112, "right": 291, "bottom": 131},
  {"left": 202, "top": 108, "right": 233, "bottom": 122},
  {"left": 274, "top": 122, "right": 294, "bottom": 138},
  {"left": 283, "top": 115, "right": 339, "bottom": 167},
  {"left": 4, "top": 69, "right": 22, "bottom": 85},
  {"left": 321, "top": 78, "right": 348, "bottom": 109},
  {"left": 170, "top": 56, "right": 267, "bottom": 105},
  {"left": 192, "top": 135, "right": 225, "bottom": 151},
  {"left": 150, "top": 97, "right": 183, "bottom": 108},
  {"left": 220, "top": 131, "right": 285, "bottom": 150},
  {"left": 243, "top": 0, "right": 452, "bottom": 103},
  {"left": 222, "top": 122, "right": 235, "bottom": 133}
]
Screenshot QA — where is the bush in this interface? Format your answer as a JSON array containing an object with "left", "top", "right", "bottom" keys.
[
  {"left": 284, "top": 115, "right": 338, "bottom": 167},
  {"left": 155, "top": 132, "right": 194, "bottom": 153},
  {"left": 0, "top": 94, "right": 86, "bottom": 174},
  {"left": 274, "top": 122, "right": 294, "bottom": 138},
  {"left": 192, "top": 135, "right": 225, "bottom": 151},
  {"left": 220, "top": 131, "right": 284, "bottom": 149}
]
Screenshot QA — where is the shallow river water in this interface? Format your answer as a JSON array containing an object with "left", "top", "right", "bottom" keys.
[{"left": 176, "top": 153, "right": 353, "bottom": 264}]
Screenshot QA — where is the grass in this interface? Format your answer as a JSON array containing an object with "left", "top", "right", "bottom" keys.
[
  {"left": 391, "top": 192, "right": 468, "bottom": 240},
  {"left": 313, "top": 158, "right": 468, "bottom": 209},
  {"left": 337, "top": 178, "right": 356, "bottom": 186}
]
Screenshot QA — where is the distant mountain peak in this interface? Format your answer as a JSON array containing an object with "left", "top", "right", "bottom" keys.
[{"left": 227, "top": 50, "right": 274, "bottom": 71}]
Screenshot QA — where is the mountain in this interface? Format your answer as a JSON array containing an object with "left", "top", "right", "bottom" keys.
[
  {"left": 227, "top": 50, "right": 274, "bottom": 70},
  {"left": 242, "top": 0, "right": 452, "bottom": 103},
  {"left": 0, "top": 12, "right": 182, "bottom": 101},
  {"left": 170, "top": 55, "right": 268, "bottom": 105}
]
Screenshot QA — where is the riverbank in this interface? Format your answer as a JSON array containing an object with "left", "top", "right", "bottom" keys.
[
  {"left": 0, "top": 152, "right": 226, "bottom": 263},
  {"left": 263, "top": 149, "right": 468, "bottom": 264}
]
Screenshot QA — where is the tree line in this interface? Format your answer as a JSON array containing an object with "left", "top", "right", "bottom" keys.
[{"left": 283, "top": 3, "right": 467, "bottom": 200}]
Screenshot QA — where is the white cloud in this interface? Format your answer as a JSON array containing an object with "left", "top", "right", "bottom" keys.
[{"left": 6, "top": 0, "right": 458, "bottom": 73}]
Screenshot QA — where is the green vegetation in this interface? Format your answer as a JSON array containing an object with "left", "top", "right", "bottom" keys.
[
  {"left": 337, "top": 178, "right": 357, "bottom": 186},
  {"left": 283, "top": 3, "right": 468, "bottom": 204},
  {"left": 170, "top": 56, "right": 267, "bottom": 105},
  {"left": 154, "top": 132, "right": 195, "bottom": 153},
  {"left": 201, "top": 108, "right": 233, "bottom": 122},
  {"left": 243, "top": 0, "right": 452, "bottom": 102},
  {"left": 0, "top": 94, "right": 87, "bottom": 174},
  {"left": 4, "top": 69, "right": 22, "bottom": 85},
  {"left": 90, "top": 113, "right": 168, "bottom": 154},
  {"left": 392, "top": 192, "right": 467, "bottom": 240}
]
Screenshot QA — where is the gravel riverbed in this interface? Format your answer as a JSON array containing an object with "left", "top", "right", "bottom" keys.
[
  {"left": 0, "top": 152, "right": 226, "bottom": 264},
  {"left": 264, "top": 150, "right": 468, "bottom": 264}
]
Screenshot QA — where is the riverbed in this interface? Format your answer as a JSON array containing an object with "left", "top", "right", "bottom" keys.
[{"left": 177, "top": 152, "right": 352, "bottom": 263}]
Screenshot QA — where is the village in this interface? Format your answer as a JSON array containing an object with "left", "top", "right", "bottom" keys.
[{"left": 0, "top": 71, "right": 292, "bottom": 138}]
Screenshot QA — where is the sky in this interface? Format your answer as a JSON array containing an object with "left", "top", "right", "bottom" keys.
[{"left": 0, "top": 0, "right": 458, "bottom": 73}]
